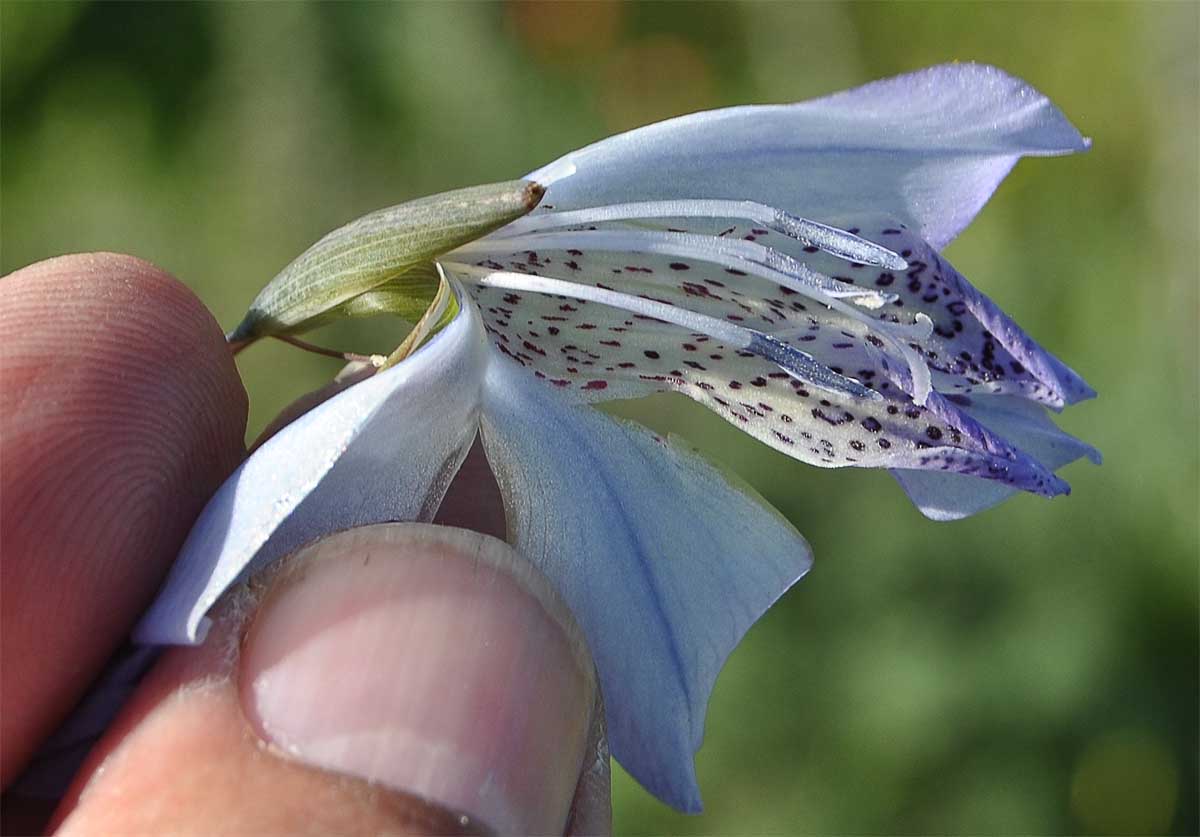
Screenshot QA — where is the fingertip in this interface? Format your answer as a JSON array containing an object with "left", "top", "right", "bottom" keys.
[
  {"left": 2, "top": 252, "right": 246, "bottom": 417},
  {"left": 0, "top": 253, "right": 248, "bottom": 784},
  {"left": 53, "top": 525, "right": 604, "bottom": 835},
  {"left": 2, "top": 252, "right": 248, "bottom": 446},
  {"left": 240, "top": 524, "right": 597, "bottom": 834}
]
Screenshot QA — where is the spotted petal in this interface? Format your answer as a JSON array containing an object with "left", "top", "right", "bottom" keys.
[
  {"left": 528, "top": 63, "right": 1088, "bottom": 249},
  {"left": 134, "top": 292, "right": 489, "bottom": 644},
  {"left": 787, "top": 224, "right": 1096, "bottom": 408},
  {"left": 480, "top": 358, "right": 811, "bottom": 811},
  {"left": 892, "top": 393, "right": 1101, "bottom": 520},
  {"left": 444, "top": 224, "right": 1075, "bottom": 498}
]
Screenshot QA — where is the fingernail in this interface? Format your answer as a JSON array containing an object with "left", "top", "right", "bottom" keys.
[{"left": 240, "top": 524, "right": 596, "bottom": 834}]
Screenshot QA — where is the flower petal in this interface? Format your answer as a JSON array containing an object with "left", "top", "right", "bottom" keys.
[
  {"left": 134, "top": 293, "right": 489, "bottom": 644},
  {"left": 892, "top": 393, "right": 1101, "bottom": 521},
  {"left": 448, "top": 238, "right": 1068, "bottom": 497},
  {"left": 790, "top": 224, "right": 1096, "bottom": 408},
  {"left": 527, "top": 63, "right": 1088, "bottom": 249},
  {"left": 479, "top": 359, "right": 812, "bottom": 812}
]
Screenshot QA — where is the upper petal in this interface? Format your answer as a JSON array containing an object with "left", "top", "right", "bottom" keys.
[
  {"left": 527, "top": 63, "right": 1088, "bottom": 248},
  {"left": 134, "top": 293, "right": 489, "bottom": 645},
  {"left": 479, "top": 358, "right": 811, "bottom": 812}
]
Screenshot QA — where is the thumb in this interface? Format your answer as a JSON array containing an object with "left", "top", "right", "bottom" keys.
[{"left": 54, "top": 524, "right": 608, "bottom": 835}]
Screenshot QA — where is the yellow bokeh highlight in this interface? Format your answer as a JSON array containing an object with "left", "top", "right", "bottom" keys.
[
  {"left": 599, "top": 35, "right": 715, "bottom": 134},
  {"left": 506, "top": 0, "right": 623, "bottom": 65}
]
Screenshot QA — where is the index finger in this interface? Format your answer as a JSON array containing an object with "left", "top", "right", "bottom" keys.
[{"left": 0, "top": 253, "right": 248, "bottom": 785}]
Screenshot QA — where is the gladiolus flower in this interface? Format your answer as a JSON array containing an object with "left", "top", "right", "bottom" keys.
[{"left": 137, "top": 63, "right": 1098, "bottom": 811}]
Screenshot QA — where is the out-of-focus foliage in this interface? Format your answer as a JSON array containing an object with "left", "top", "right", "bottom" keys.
[{"left": 3, "top": 2, "right": 1196, "bottom": 833}]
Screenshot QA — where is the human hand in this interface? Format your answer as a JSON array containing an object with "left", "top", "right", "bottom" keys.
[{"left": 1, "top": 254, "right": 608, "bottom": 835}]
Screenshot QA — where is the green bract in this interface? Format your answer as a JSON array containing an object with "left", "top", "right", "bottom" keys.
[{"left": 229, "top": 180, "right": 544, "bottom": 342}]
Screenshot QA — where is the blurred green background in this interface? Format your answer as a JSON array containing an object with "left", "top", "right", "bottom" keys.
[{"left": 3, "top": 1, "right": 1196, "bottom": 833}]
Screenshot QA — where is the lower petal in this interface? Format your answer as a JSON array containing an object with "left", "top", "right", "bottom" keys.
[
  {"left": 479, "top": 360, "right": 811, "bottom": 812},
  {"left": 134, "top": 295, "right": 490, "bottom": 644},
  {"left": 892, "top": 393, "right": 1101, "bottom": 520}
]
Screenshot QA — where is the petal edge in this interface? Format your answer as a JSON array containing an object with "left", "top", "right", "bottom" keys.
[
  {"left": 527, "top": 63, "right": 1089, "bottom": 250},
  {"left": 134, "top": 296, "right": 490, "bottom": 644},
  {"left": 480, "top": 359, "right": 811, "bottom": 811}
]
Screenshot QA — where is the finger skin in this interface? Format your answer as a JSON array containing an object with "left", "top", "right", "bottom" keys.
[
  {"left": 51, "top": 526, "right": 606, "bottom": 836},
  {"left": 0, "top": 254, "right": 248, "bottom": 786},
  {"left": 56, "top": 653, "right": 482, "bottom": 836}
]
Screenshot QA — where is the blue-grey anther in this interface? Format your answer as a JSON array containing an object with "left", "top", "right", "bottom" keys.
[
  {"left": 749, "top": 333, "right": 882, "bottom": 400},
  {"left": 768, "top": 210, "right": 909, "bottom": 271}
]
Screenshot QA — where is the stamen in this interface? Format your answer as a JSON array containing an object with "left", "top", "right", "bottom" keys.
[
  {"left": 773, "top": 312, "right": 932, "bottom": 344},
  {"left": 768, "top": 312, "right": 932, "bottom": 406},
  {"left": 496, "top": 199, "right": 908, "bottom": 270},
  {"left": 379, "top": 269, "right": 455, "bottom": 370},
  {"left": 453, "top": 229, "right": 896, "bottom": 307},
  {"left": 898, "top": 339, "right": 933, "bottom": 406},
  {"left": 273, "top": 334, "right": 387, "bottom": 366},
  {"left": 446, "top": 264, "right": 881, "bottom": 401},
  {"left": 453, "top": 227, "right": 935, "bottom": 405}
]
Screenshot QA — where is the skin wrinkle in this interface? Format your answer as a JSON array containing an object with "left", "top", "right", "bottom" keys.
[
  {"left": 50, "top": 526, "right": 597, "bottom": 835},
  {"left": 5, "top": 348, "right": 227, "bottom": 539},
  {"left": 0, "top": 253, "right": 248, "bottom": 784},
  {"left": 59, "top": 680, "right": 486, "bottom": 835}
]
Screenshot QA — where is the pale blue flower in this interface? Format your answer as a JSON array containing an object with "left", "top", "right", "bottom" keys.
[{"left": 136, "top": 63, "right": 1099, "bottom": 812}]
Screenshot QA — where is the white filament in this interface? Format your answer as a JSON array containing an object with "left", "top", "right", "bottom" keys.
[
  {"left": 456, "top": 227, "right": 935, "bottom": 403},
  {"left": 495, "top": 199, "right": 908, "bottom": 270},
  {"left": 465, "top": 221, "right": 935, "bottom": 405},
  {"left": 453, "top": 229, "right": 893, "bottom": 307},
  {"left": 445, "top": 264, "right": 879, "bottom": 400}
]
